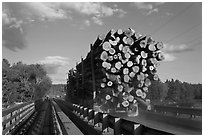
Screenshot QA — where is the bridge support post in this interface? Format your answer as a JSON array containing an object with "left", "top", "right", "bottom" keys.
[
  {"left": 77, "top": 105, "right": 80, "bottom": 116},
  {"left": 80, "top": 106, "right": 84, "bottom": 119},
  {"left": 87, "top": 109, "right": 94, "bottom": 125},
  {"left": 94, "top": 112, "right": 102, "bottom": 128},
  {"left": 133, "top": 124, "right": 144, "bottom": 135},
  {"left": 72, "top": 104, "right": 76, "bottom": 114},
  {"left": 102, "top": 114, "right": 109, "bottom": 133},
  {"left": 83, "top": 107, "right": 89, "bottom": 122},
  {"left": 83, "top": 107, "right": 88, "bottom": 119},
  {"left": 94, "top": 111, "right": 99, "bottom": 127},
  {"left": 114, "top": 118, "right": 122, "bottom": 135}
]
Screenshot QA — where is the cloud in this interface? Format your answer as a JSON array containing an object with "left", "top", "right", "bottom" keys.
[
  {"left": 2, "top": 2, "right": 126, "bottom": 51},
  {"left": 59, "top": 2, "right": 126, "bottom": 25},
  {"left": 84, "top": 20, "right": 90, "bottom": 26},
  {"left": 147, "top": 8, "right": 158, "bottom": 15},
  {"left": 2, "top": 2, "right": 69, "bottom": 51},
  {"left": 23, "top": 3, "right": 68, "bottom": 21},
  {"left": 38, "top": 56, "right": 69, "bottom": 74},
  {"left": 134, "top": 2, "right": 164, "bottom": 15},
  {"left": 163, "top": 43, "right": 194, "bottom": 53},
  {"left": 4, "top": 2, "right": 68, "bottom": 22},
  {"left": 41, "top": 64, "right": 61, "bottom": 74},
  {"left": 79, "top": 20, "right": 91, "bottom": 29},
  {"left": 38, "top": 56, "right": 69, "bottom": 84},
  {"left": 92, "top": 16, "right": 103, "bottom": 25},
  {"left": 3, "top": 2, "right": 125, "bottom": 24},
  {"left": 2, "top": 11, "right": 27, "bottom": 51},
  {"left": 113, "top": 4, "right": 118, "bottom": 8},
  {"left": 50, "top": 75, "right": 67, "bottom": 84},
  {"left": 154, "top": 2, "right": 165, "bottom": 6},
  {"left": 162, "top": 43, "right": 195, "bottom": 62},
  {"left": 134, "top": 2, "right": 153, "bottom": 10},
  {"left": 165, "top": 12, "right": 173, "bottom": 16},
  {"left": 163, "top": 53, "right": 176, "bottom": 62},
  {"left": 61, "top": 2, "right": 120, "bottom": 17},
  {"left": 114, "top": 9, "right": 127, "bottom": 18}
]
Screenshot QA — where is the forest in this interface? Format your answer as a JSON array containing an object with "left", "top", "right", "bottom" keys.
[
  {"left": 2, "top": 58, "right": 52, "bottom": 108},
  {"left": 48, "top": 84, "right": 66, "bottom": 98},
  {"left": 148, "top": 79, "right": 202, "bottom": 107}
]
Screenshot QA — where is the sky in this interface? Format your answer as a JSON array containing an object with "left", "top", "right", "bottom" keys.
[{"left": 2, "top": 2, "right": 202, "bottom": 84}]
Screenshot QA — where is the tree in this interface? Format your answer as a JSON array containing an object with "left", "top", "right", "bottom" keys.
[
  {"left": 34, "top": 76, "right": 52, "bottom": 100},
  {"left": 165, "top": 79, "right": 181, "bottom": 101},
  {"left": 193, "top": 84, "right": 202, "bottom": 99},
  {"left": 147, "top": 80, "right": 168, "bottom": 102},
  {"left": 2, "top": 59, "right": 52, "bottom": 108},
  {"left": 164, "top": 79, "right": 201, "bottom": 107},
  {"left": 2, "top": 58, "right": 10, "bottom": 75},
  {"left": 159, "top": 82, "right": 168, "bottom": 102}
]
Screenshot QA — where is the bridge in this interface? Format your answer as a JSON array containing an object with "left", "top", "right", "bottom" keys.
[{"left": 2, "top": 97, "right": 202, "bottom": 135}]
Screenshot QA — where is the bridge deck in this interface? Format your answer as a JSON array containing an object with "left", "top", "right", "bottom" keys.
[{"left": 52, "top": 100, "right": 83, "bottom": 135}]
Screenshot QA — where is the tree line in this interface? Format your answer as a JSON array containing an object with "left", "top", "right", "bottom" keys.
[
  {"left": 2, "top": 58, "right": 52, "bottom": 108},
  {"left": 147, "top": 79, "right": 202, "bottom": 106},
  {"left": 48, "top": 84, "right": 66, "bottom": 98}
]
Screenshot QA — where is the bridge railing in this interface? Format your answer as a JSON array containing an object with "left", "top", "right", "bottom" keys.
[
  {"left": 153, "top": 105, "right": 202, "bottom": 118},
  {"left": 2, "top": 102, "right": 35, "bottom": 135},
  {"left": 70, "top": 102, "right": 201, "bottom": 135},
  {"left": 71, "top": 104, "right": 164, "bottom": 135}
]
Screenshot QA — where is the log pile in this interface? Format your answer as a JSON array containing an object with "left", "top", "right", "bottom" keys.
[{"left": 67, "top": 28, "right": 164, "bottom": 113}]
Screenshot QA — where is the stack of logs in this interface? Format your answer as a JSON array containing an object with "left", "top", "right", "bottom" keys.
[{"left": 67, "top": 28, "right": 164, "bottom": 113}]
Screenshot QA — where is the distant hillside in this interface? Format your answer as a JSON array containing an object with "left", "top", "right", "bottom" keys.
[{"left": 48, "top": 84, "right": 66, "bottom": 98}]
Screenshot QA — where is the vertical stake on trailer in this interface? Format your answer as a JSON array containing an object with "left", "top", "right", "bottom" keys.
[
  {"left": 76, "top": 62, "right": 79, "bottom": 92},
  {"left": 66, "top": 72, "right": 69, "bottom": 100},
  {"left": 90, "top": 44, "right": 96, "bottom": 100},
  {"left": 81, "top": 57, "right": 85, "bottom": 85},
  {"left": 81, "top": 57, "right": 85, "bottom": 104}
]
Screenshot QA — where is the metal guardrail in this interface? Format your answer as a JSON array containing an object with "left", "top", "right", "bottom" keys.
[
  {"left": 2, "top": 102, "right": 35, "bottom": 135},
  {"left": 71, "top": 104, "right": 161, "bottom": 135},
  {"left": 70, "top": 103, "right": 201, "bottom": 135},
  {"left": 53, "top": 99, "right": 202, "bottom": 135},
  {"left": 154, "top": 105, "right": 202, "bottom": 118}
]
